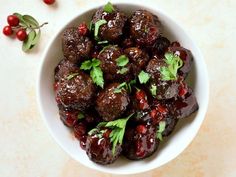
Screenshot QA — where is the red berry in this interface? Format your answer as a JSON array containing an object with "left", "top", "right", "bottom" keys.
[
  {"left": 78, "top": 23, "right": 88, "bottom": 36},
  {"left": 178, "top": 83, "right": 188, "bottom": 97},
  {"left": 2, "top": 26, "right": 13, "bottom": 36},
  {"left": 150, "top": 109, "right": 157, "bottom": 119},
  {"left": 135, "top": 90, "right": 146, "bottom": 100},
  {"left": 157, "top": 104, "right": 168, "bottom": 114},
  {"left": 136, "top": 125, "right": 147, "bottom": 134},
  {"left": 7, "top": 15, "right": 19, "bottom": 27},
  {"left": 43, "top": 0, "right": 55, "bottom": 5},
  {"left": 16, "top": 29, "right": 27, "bottom": 41}
]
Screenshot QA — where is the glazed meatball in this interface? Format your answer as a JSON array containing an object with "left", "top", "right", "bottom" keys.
[
  {"left": 86, "top": 129, "right": 122, "bottom": 165},
  {"left": 62, "top": 27, "right": 93, "bottom": 63},
  {"left": 123, "top": 124, "right": 159, "bottom": 160},
  {"left": 146, "top": 58, "right": 179, "bottom": 99},
  {"left": 161, "top": 116, "right": 178, "bottom": 137},
  {"left": 124, "top": 47, "right": 149, "bottom": 76},
  {"left": 91, "top": 6, "right": 127, "bottom": 42},
  {"left": 98, "top": 45, "right": 131, "bottom": 81},
  {"left": 168, "top": 46, "right": 193, "bottom": 78},
  {"left": 56, "top": 71, "right": 96, "bottom": 111},
  {"left": 96, "top": 83, "right": 130, "bottom": 121},
  {"left": 54, "top": 59, "right": 80, "bottom": 82},
  {"left": 130, "top": 10, "right": 161, "bottom": 46}
]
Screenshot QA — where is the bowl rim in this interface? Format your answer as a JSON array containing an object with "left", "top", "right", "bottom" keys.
[{"left": 36, "top": 1, "right": 209, "bottom": 175}]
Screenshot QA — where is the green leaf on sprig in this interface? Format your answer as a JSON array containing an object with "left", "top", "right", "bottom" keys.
[
  {"left": 100, "top": 113, "right": 134, "bottom": 154},
  {"left": 157, "top": 121, "right": 166, "bottom": 141},
  {"left": 77, "top": 113, "right": 85, "bottom": 120},
  {"left": 160, "top": 52, "right": 183, "bottom": 81},
  {"left": 116, "top": 55, "right": 129, "bottom": 67},
  {"left": 138, "top": 70, "right": 150, "bottom": 84},
  {"left": 117, "top": 67, "right": 128, "bottom": 74},
  {"left": 103, "top": 2, "right": 115, "bottom": 13},
  {"left": 22, "top": 15, "right": 39, "bottom": 28},
  {"left": 66, "top": 73, "right": 79, "bottom": 80},
  {"left": 94, "top": 19, "right": 107, "bottom": 40},
  {"left": 22, "top": 30, "right": 36, "bottom": 52},
  {"left": 80, "top": 59, "right": 104, "bottom": 88},
  {"left": 150, "top": 84, "right": 157, "bottom": 97}
]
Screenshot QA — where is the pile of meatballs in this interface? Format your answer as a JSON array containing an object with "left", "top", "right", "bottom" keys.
[{"left": 54, "top": 3, "right": 198, "bottom": 165}]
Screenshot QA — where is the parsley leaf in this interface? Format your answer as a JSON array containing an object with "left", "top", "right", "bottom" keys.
[
  {"left": 157, "top": 121, "right": 166, "bottom": 141},
  {"left": 77, "top": 113, "right": 85, "bottom": 120},
  {"left": 116, "top": 55, "right": 129, "bottom": 67},
  {"left": 66, "top": 73, "right": 79, "bottom": 80},
  {"left": 105, "top": 113, "right": 134, "bottom": 154},
  {"left": 80, "top": 59, "right": 104, "bottom": 88},
  {"left": 117, "top": 67, "right": 128, "bottom": 74},
  {"left": 150, "top": 84, "right": 157, "bottom": 97},
  {"left": 94, "top": 19, "right": 107, "bottom": 40},
  {"left": 90, "top": 66, "right": 104, "bottom": 88},
  {"left": 138, "top": 70, "right": 150, "bottom": 84},
  {"left": 80, "top": 60, "right": 93, "bottom": 70},
  {"left": 98, "top": 40, "right": 108, "bottom": 44},
  {"left": 114, "top": 82, "right": 128, "bottom": 93},
  {"left": 103, "top": 2, "right": 115, "bottom": 13},
  {"left": 160, "top": 52, "right": 183, "bottom": 81}
]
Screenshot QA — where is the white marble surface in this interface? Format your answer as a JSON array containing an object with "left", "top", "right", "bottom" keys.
[{"left": 0, "top": 0, "right": 236, "bottom": 177}]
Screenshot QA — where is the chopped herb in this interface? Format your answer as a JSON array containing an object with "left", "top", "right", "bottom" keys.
[
  {"left": 77, "top": 113, "right": 85, "bottom": 120},
  {"left": 114, "top": 82, "right": 128, "bottom": 93},
  {"left": 80, "top": 59, "right": 104, "bottom": 88},
  {"left": 88, "top": 128, "right": 97, "bottom": 135},
  {"left": 89, "top": 21, "right": 94, "bottom": 31},
  {"left": 94, "top": 19, "right": 107, "bottom": 40},
  {"left": 160, "top": 52, "right": 183, "bottom": 81},
  {"left": 128, "top": 79, "right": 136, "bottom": 92},
  {"left": 98, "top": 40, "right": 108, "bottom": 44},
  {"left": 66, "top": 73, "right": 79, "bottom": 80},
  {"left": 103, "top": 2, "right": 115, "bottom": 13},
  {"left": 138, "top": 70, "right": 150, "bottom": 84},
  {"left": 150, "top": 84, "right": 157, "bottom": 97},
  {"left": 157, "top": 121, "right": 166, "bottom": 141},
  {"left": 117, "top": 67, "right": 128, "bottom": 74},
  {"left": 100, "top": 113, "right": 134, "bottom": 154},
  {"left": 116, "top": 55, "right": 129, "bottom": 67}
]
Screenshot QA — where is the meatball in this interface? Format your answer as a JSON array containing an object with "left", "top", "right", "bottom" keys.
[
  {"left": 96, "top": 83, "right": 130, "bottom": 121},
  {"left": 91, "top": 6, "right": 127, "bottom": 42},
  {"left": 146, "top": 58, "right": 179, "bottom": 99},
  {"left": 130, "top": 10, "right": 161, "bottom": 46},
  {"left": 161, "top": 116, "right": 178, "bottom": 137},
  {"left": 123, "top": 124, "right": 159, "bottom": 160},
  {"left": 62, "top": 27, "right": 93, "bottom": 63},
  {"left": 86, "top": 129, "right": 122, "bottom": 165},
  {"left": 56, "top": 71, "right": 96, "bottom": 111},
  {"left": 98, "top": 45, "right": 131, "bottom": 81},
  {"left": 124, "top": 47, "right": 149, "bottom": 76},
  {"left": 168, "top": 46, "right": 193, "bottom": 78},
  {"left": 54, "top": 59, "right": 80, "bottom": 82},
  {"left": 169, "top": 86, "right": 199, "bottom": 119},
  {"left": 151, "top": 36, "right": 170, "bottom": 56}
]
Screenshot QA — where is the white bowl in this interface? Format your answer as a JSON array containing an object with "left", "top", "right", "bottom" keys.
[{"left": 36, "top": 2, "right": 209, "bottom": 175}]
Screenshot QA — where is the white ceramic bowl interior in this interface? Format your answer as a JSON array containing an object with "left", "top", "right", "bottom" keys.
[{"left": 37, "top": 2, "right": 209, "bottom": 175}]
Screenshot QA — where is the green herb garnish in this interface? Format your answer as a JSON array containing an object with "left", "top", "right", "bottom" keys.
[
  {"left": 150, "top": 84, "right": 157, "bottom": 97},
  {"left": 66, "top": 73, "right": 79, "bottom": 80},
  {"left": 103, "top": 2, "right": 115, "bottom": 13},
  {"left": 117, "top": 67, "right": 128, "bottom": 74},
  {"left": 101, "top": 114, "right": 134, "bottom": 154},
  {"left": 138, "top": 70, "right": 150, "bottom": 84},
  {"left": 94, "top": 19, "right": 107, "bottom": 40},
  {"left": 116, "top": 55, "right": 129, "bottom": 67},
  {"left": 157, "top": 121, "right": 166, "bottom": 141},
  {"left": 114, "top": 82, "right": 128, "bottom": 93},
  {"left": 98, "top": 40, "right": 108, "bottom": 44},
  {"left": 80, "top": 58, "right": 104, "bottom": 88},
  {"left": 160, "top": 52, "right": 183, "bottom": 81},
  {"left": 77, "top": 113, "right": 85, "bottom": 120}
]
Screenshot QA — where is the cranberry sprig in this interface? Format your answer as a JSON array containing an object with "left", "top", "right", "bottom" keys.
[{"left": 2, "top": 13, "right": 48, "bottom": 52}]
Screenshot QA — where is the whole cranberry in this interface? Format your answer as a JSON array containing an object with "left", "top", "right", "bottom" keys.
[
  {"left": 7, "top": 15, "right": 19, "bottom": 27},
  {"left": 43, "top": 0, "right": 55, "bottom": 5},
  {"left": 16, "top": 29, "right": 27, "bottom": 41},
  {"left": 78, "top": 23, "right": 88, "bottom": 36},
  {"left": 2, "top": 26, "right": 13, "bottom": 36}
]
